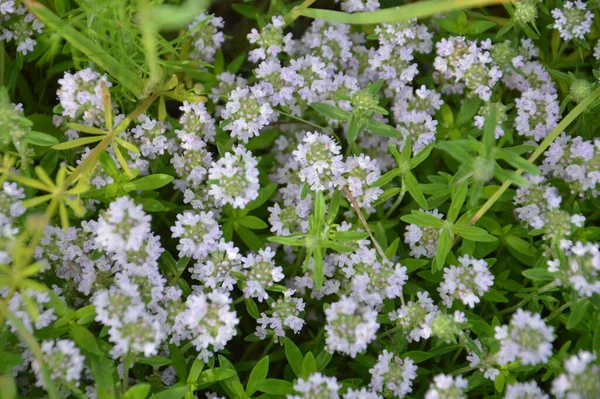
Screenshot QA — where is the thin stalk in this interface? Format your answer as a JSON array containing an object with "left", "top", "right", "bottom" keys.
[
  {"left": 4, "top": 312, "right": 59, "bottom": 399},
  {"left": 283, "top": 0, "right": 316, "bottom": 25},
  {"left": 343, "top": 187, "right": 405, "bottom": 306}
]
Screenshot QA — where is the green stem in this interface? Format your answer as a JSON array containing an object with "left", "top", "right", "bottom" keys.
[
  {"left": 4, "top": 312, "right": 59, "bottom": 399},
  {"left": 468, "top": 86, "right": 600, "bottom": 226},
  {"left": 545, "top": 301, "right": 571, "bottom": 322},
  {"left": 0, "top": 42, "right": 5, "bottom": 87},
  {"left": 283, "top": 0, "right": 316, "bottom": 25}
]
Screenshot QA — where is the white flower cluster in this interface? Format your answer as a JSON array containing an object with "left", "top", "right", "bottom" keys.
[
  {"left": 171, "top": 211, "right": 221, "bottom": 260},
  {"left": 551, "top": 1, "right": 594, "bottom": 41},
  {"left": 0, "top": 181, "right": 24, "bottom": 264},
  {"left": 504, "top": 381, "right": 549, "bottom": 399},
  {"left": 287, "top": 373, "right": 340, "bottom": 399},
  {"left": 242, "top": 246, "right": 284, "bottom": 302},
  {"left": 494, "top": 308, "right": 555, "bottom": 365},
  {"left": 389, "top": 291, "right": 438, "bottom": 342},
  {"left": 548, "top": 241, "right": 600, "bottom": 297},
  {"left": 404, "top": 209, "right": 444, "bottom": 259},
  {"left": 369, "top": 350, "right": 417, "bottom": 398},
  {"left": 189, "top": 239, "right": 242, "bottom": 292},
  {"left": 172, "top": 291, "right": 238, "bottom": 361},
  {"left": 541, "top": 134, "right": 600, "bottom": 197},
  {"left": 336, "top": 0, "right": 380, "bottom": 13},
  {"left": 438, "top": 255, "right": 494, "bottom": 308},
  {"left": 208, "top": 144, "right": 260, "bottom": 208},
  {"left": 129, "top": 114, "right": 171, "bottom": 159},
  {"left": 256, "top": 289, "right": 305, "bottom": 340},
  {"left": 325, "top": 296, "right": 379, "bottom": 358},
  {"left": 514, "top": 88, "right": 559, "bottom": 142},
  {"left": 0, "top": 2, "right": 43, "bottom": 55},
  {"left": 552, "top": 350, "right": 600, "bottom": 398},
  {"left": 187, "top": 13, "right": 225, "bottom": 64},
  {"left": 334, "top": 243, "right": 407, "bottom": 307},
  {"left": 32, "top": 340, "right": 84, "bottom": 389},
  {"left": 57, "top": 68, "right": 112, "bottom": 126},
  {"left": 434, "top": 37, "right": 502, "bottom": 101},
  {"left": 425, "top": 374, "right": 468, "bottom": 399},
  {"left": 247, "top": 16, "right": 294, "bottom": 62},
  {"left": 293, "top": 132, "right": 344, "bottom": 191},
  {"left": 514, "top": 175, "right": 562, "bottom": 229}
]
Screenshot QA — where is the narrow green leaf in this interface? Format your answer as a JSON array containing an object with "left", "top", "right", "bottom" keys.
[
  {"left": 122, "top": 384, "right": 151, "bottom": 399},
  {"left": 434, "top": 229, "right": 452, "bottom": 272},
  {"left": 149, "top": 384, "right": 188, "bottom": 399},
  {"left": 404, "top": 172, "right": 428, "bottom": 209},
  {"left": 283, "top": 337, "right": 303, "bottom": 377},
  {"left": 297, "top": 0, "right": 509, "bottom": 25},
  {"left": 365, "top": 119, "right": 401, "bottom": 138},
  {"left": 496, "top": 148, "right": 541, "bottom": 175},
  {"left": 372, "top": 168, "right": 403, "bottom": 188},
  {"left": 235, "top": 224, "right": 263, "bottom": 251},
  {"left": 237, "top": 215, "right": 268, "bottom": 230},
  {"left": 401, "top": 211, "right": 444, "bottom": 228},
  {"left": 347, "top": 114, "right": 361, "bottom": 143},
  {"left": 122, "top": 174, "right": 173, "bottom": 191},
  {"left": 246, "top": 356, "right": 269, "bottom": 396},
  {"left": 452, "top": 225, "right": 496, "bottom": 242},
  {"left": 313, "top": 246, "right": 324, "bottom": 289},
  {"left": 254, "top": 379, "right": 295, "bottom": 395},
  {"left": 25, "top": 0, "right": 144, "bottom": 97},
  {"left": 23, "top": 131, "right": 59, "bottom": 146},
  {"left": 301, "top": 352, "right": 317, "bottom": 378},
  {"left": 52, "top": 136, "right": 103, "bottom": 150},
  {"left": 567, "top": 299, "right": 589, "bottom": 330},
  {"left": 310, "top": 103, "right": 350, "bottom": 121},
  {"left": 198, "top": 368, "right": 237, "bottom": 384},
  {"left": 448, "top": 180, "right": 468, "bottom": 223}
]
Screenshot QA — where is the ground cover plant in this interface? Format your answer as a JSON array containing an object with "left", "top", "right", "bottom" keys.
[{"left": 1, "top": 0, "right": 600, "bottom": 397}]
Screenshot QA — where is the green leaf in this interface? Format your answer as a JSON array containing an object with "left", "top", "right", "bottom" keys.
[
  {"left": 404, "top": 171, "right": 428, "bottom": 209},
  {"left": 150, "top": 384, "right": 188, "bottom": 399},
  {"left": 217, "top": 355, "right": 246, "bottom": 399},
  {"left": 246, "top": 356, "right": 269, "bottom": 396},
  {"left": 198, "top": 368, "right": 238, "bottom": 384},
  {"left": 52, "top": 135, "right": 103, "bottom": 150},
  {"left": 283, "top": 337, "right": 303, "bottom": 377},
  {"left": 297, "top": 0, "right": 509, "bottom": 25},
  {"left": 316, "top": 351, "right": 332, "bottom": 371},
  {"left": 522, "top": 268, "right": 555, "bottom": 281},
  {"left": 23, "top": 131, "right": 59, "bottom": 146},
  {"left": 235, "top": 224, "right": 263, "bottom": 251},
  {"left": 466, "top": 20, "right": 496, "bottom": 35},
  {"left": 409, "top": 143, "right": 434, "bottom": 169},
  {"left": 313, "top": 246, "right": 324, "bottom": 289},
  {"left": 245, "top": 298, "right": 260, "bottom": 320},
  {"left": 254, "top": 379, "right": 295, "bottom": 395},
  {"left": 496, "top": 148, "right": 541, "bottom": 175},
  {"left": 70, "top": 324, "right": 101, "bottom": 355},
  {"left": 402, "top": 351, "right": 434, "bottom": 363},
  {"left": 482, "top": 289, "right": 509, "bottom": 303},
  {"left": 237, "top": 215, "right": 268, "bottom": 230},
  {"left": 26, "top": 1, "right": 144, "bottom": 97},
  {"left": 122, "top": 174, "right": 174, "bottom": 191},
  {"left": 169, "top": 344, "right": 187, "bottom": 381},
  {"left": 301, "top": 352, "right": 317, "bottom": 378},
  {"left": 371, "top": 168, "right": 403, "bottom": 187},
  {"left": 504, "top": 235, "right": 536, "bottom": 265},
  {"left": 448, "top": 180, "right": 468, "bottom": 223},
  {"left": 123, "top": 384, "right": 151, "bottom": 399},
  {"left": 401, "top": 211, "right": 444, "bottom": 228},
  {"left": 347, "top": 114, "right": 362, "bottom": 143},
  {"left": 246, "top": 183, "right": 278, "bottom": 211},
  {"left": 434, "top": 229, "right": 452, "bottom": 272},
  {"left": 310, "top": 103, "right": 350, "bottom": 121},
  {"left": 455, "top": 98, "right": 482, "bottom": 127},
  {"left": 567, "top": 299, "right": 589, "bottom": 330},
  {"left": 328, "top": 231, "right": 370, "bottom": 242},
  {"left": 365, "top": 119, "right": 401, "bottom": 138},
  {"left": 89, "top": 355, "right": 117, "bottom": 399},
  {"left": 187, "top": 359, "right": 205, "bottom": 384},
  {"left": 452, "top": 225, "right": 496, "bottom": 242}
]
